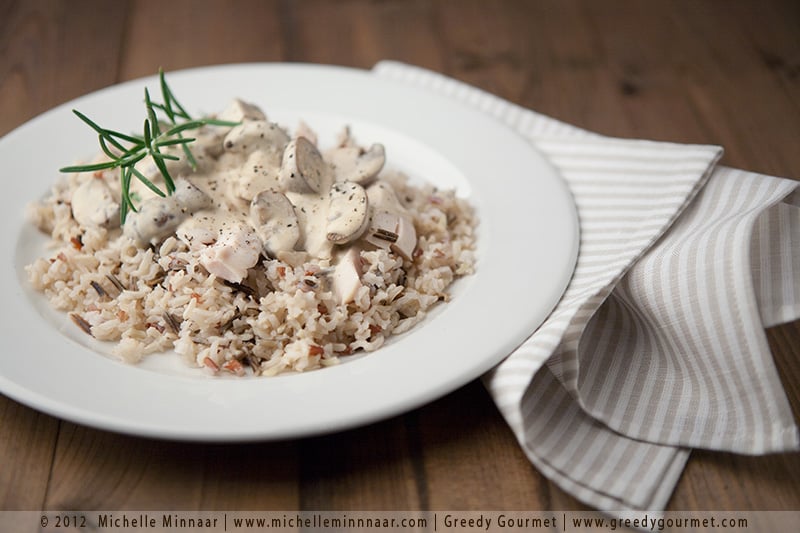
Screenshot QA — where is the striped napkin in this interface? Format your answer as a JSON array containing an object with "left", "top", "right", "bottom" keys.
[{"left": 373, "top": 61, "right": 800, "bottom": 512}]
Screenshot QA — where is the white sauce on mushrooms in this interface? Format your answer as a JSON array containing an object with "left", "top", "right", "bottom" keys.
[{"left": 118, "top": 99, "right": 416, "bottom": 302}]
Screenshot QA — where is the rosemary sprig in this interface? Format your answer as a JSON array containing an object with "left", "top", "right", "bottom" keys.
[{"left": 60, "top": 70, "right": 239, "bottom": 224}]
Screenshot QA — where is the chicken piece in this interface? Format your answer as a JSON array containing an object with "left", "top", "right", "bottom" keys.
[
  {"left": 232, "top": 150, "right": 283, "bottom": 201},
  {"left": 176, "top": 217, "right": 218, "bottom": 251},
  {"left": 250, "top": 189, "right": 300, "bottom": 256},
  {"left": 366, "top": 181, "right": 408, "bottom": 215},
  {"left": 223, "top": 120, "right": 289, "bottom": 165},
  {"left": 332, "top": 247, "right": 363, "bottom": 305},
  {"left": 71, "top": 177, "right": 120, "bottom": 228},
  {"left": 294, "top": 120, "right": 318, "bottom": 147},
  {"left": 199, "top": 223, "right": 262, "bottom": 283},
  {"left": 217, "top": 98, "right": 266, "bottom": 123},
  {"left": 392, "top": 214, "right": 417, "bottom": 260}
]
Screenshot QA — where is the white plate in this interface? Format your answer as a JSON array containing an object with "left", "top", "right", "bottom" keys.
[{"left": 0, "top": 64, "right": 578, "bottom": 441}]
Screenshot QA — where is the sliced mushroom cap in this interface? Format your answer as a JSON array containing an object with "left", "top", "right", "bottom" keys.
[
  {"left": 363, "top": 210, "right": 417, "bottom": 261},
  {"left": 250, "top": 189, "right": 301, "bottom": 257},
  {"left": 362, "top": 181, "right": 416, "bottom": 259},
  {"left": 123, "top": 179, "right": 212, "bottom": 245},
  {"left": 278, "top": 137, "right": 332, "bottom": 194},
  {"left": 326, "top": 181, "right": 369, "bottom": 245},
  {"left": 328, "top": 143, "right": 385, "bottom": 185},
  {"left": 71, "top": 177, "right": 120, "bottom": 228},
  {"left": 173, "top": 178, "right": 214, "bottom": 212},
  {"left": 223, "top": 120, "right": 289, "bottom": 160},
  {"left": 364, "top": 210, "right": 398, "bottom": 251},
  {"left": 195, "top": 99, "right": 266, "bottom": 158},
  {"left": 332, "top": 247, "right": 363, "bottom": 305}
]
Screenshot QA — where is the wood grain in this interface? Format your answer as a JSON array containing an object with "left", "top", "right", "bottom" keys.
[
  {"left": 1, "top": 0, "right": 798, "bottom": 514},
  {"left": 0, "top": 0, "right": 129, "bottom": 134}
]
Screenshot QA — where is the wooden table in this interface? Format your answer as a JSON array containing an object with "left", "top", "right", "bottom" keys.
[{"left": 2, "top": 0, "right": 798, "bottom": 515}]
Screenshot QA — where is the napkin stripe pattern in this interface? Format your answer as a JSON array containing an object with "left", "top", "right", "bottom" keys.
[
  {"left": 373, "top": 61, "right": 800, "bottom": 512},
  {"left": 572, "top": 169, "right": 799, "bottom": 452},
  {"left": 753, "top": 191, "right": 800, "bottom": 327},
  {"left": 520, "top": 366, "right": 690, "bottom": 511}
]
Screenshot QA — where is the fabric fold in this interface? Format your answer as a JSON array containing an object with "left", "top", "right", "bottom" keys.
[
  {"left": 373, "top": 61, "right": 799, "bottom": 512},
  {"left": 572, "top": 168, "right": 799, "bottom": 453}
]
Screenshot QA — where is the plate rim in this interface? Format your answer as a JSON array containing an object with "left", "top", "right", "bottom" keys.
[{"left": 0, "top": 62, "right": 579, "bottom": 441}]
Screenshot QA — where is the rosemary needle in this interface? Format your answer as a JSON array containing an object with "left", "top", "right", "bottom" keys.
[{"left": 60, "top": 70, "right": 239, "bottom": 224}]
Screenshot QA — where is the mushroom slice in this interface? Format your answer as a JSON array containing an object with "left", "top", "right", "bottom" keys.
[
  {"left": 199, "top": 223, "right": 262, "bottom": 284},
  {"left": 364, "top": 210, "right": 417, "bottom": 261},
  {"left": 364, "top": 210, "right": 398, "bottom": 250},
  {"left": 123, "top": 179, "right": 212, "bottom": 246},
  {"left": 278, "top": 137, "right": 332, "bottom": 194},
  {"left": 328, "top": 143, "right": 386, "bottom": 185},
  {"left": 196, "top": 99, "right": 266, "bottom": 157},
  {"left": 332, "top": 247, "right": 363, "bottom": 305},
  {"left": 250, "top": 190, "right": 300, "bottom": 257},
  {"left": 173, "top": 178, "right": 214, "bottom": 211},
  {"left": 71, "top": 177, "right": 120, "bottom": 228},
  {"left": 326, "top": 181, "right": 369, "bottom": 245},
  {"left": 223, "top": 120, "right": 289, "bottom": 160}
]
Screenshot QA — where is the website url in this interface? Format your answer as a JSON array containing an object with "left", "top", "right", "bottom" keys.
[
  {"left": 573, "top": 514, "right": 748, "bottom": 531},
  {"left": 232, "top": 514, "right": 426, "bottom": 529}
]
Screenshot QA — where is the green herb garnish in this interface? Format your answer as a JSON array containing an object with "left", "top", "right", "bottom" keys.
[{"left": 60, "top": 69, "right": 239, "bottom": 224}]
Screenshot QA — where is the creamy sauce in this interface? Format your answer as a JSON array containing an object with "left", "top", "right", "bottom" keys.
[{"left": 115, "top": 99, "right": 415, "bottom": 295}]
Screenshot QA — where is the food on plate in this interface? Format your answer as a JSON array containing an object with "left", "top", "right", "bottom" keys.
[{"left": 25, "top": 72, "right": 477, "bottom": 376}]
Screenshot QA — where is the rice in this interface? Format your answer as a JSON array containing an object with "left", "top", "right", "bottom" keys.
[{"left": 26, "top": 157, "right": 477, "bottom": 376}]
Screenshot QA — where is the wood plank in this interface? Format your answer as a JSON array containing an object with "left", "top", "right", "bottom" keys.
[
  {"left": 45, "top": 424, "right": 201, "bottom": 510},
  {"left": 670, "top": 0, "right": 800, "bottom": 177},
  {"left": 119, "top": 0, "right": 285, "bottom": 79},
  {"left": 43, "top": 423, "right": 300, "bottom": 510},
  {"left": 0, "top": 0, "right": 128, "bottom": 511},
  {"left": 285, "top": 0, "right": 444, "bottom": 70},
  {"left": 0, "top": 399, "right": 59, "bottom": 509},
  {"left": 412, "top": 381, "right": 581, "bottom": 510},
  {"left": 672, "top": 449, "right": 800, "bottom": 510},
  {"left": 196, "top": 441, "right": 299, "bottom": 510},
  {"left": 769, "top": 322, "right": 800, "bottom": 423},
  {"left": 298, "top": 418, "right": 422, "bottom": 510},
  {"left": 0, "top": 0, "right": 129, "bottom": 135}
]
